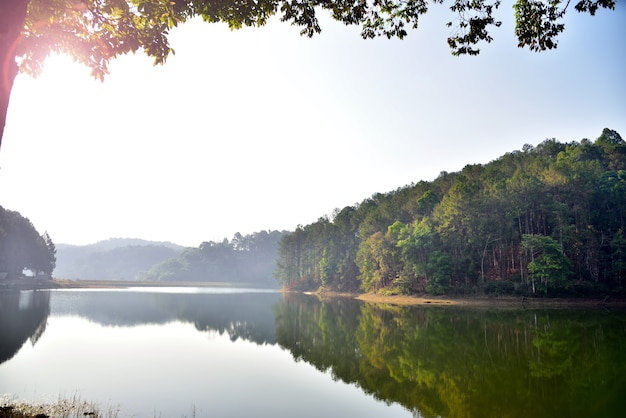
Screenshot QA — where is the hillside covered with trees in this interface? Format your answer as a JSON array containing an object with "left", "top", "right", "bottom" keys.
[
  {"left": 54, "top": 238, "right": 184, "bottom": 281},
  {"left": 140, "top": 230, "right": 289, "bottom": 287},
  {"left": 1, "top": 208, "right": 286, "bottom": 286},
  {"left": 274, "top": 128, "right": 626, "bottom": 297},
  {"left": 56, "top": 233, "right": 288, "bottom": 286},
  {"left": 0, "top": 206, "right": 56, "bottom": 280}
]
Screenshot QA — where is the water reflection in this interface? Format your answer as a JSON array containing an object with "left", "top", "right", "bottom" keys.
[
  {"left": 49, "top": 289, "right": 281, "bottom": 344},
  {"left": 0, "top": 288, "right": 281, "bottom": 368},
  {"left": 275, "top": 294, "right": 626, "bottom": 418},
  {"left": 0, "top": 291, "right": 49, "bottom": 364},
  {"left": 2, "top": 289, "right": 411, "bottom": 418},
  {"left": 1, "top": 289, "right": 625, "bottom": 418}
]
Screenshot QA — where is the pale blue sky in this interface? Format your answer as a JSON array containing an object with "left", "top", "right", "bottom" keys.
[{"left": 1, "top": 4, "right": 624, "bottom": 247}]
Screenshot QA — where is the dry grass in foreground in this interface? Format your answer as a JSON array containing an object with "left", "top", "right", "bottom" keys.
[{"left": 0, "top": 396, "right": 118, "bottom": 418}]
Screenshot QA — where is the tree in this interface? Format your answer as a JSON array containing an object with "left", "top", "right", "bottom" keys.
[
  {"left": 0, "top": 205, "right": 53, "bottom": 279},
  {"left": 0, "top": 0, "right": 616, "bottom": 148},
  {"left": 425, "top": 250, "right": 451, "bottom": 294},
  {"left": 356, "top": 231, "right": 385, "bottom": 292},
  {"left": 27, "top": 233, "right": 53, "bottom": 277},
  {"left": 521, "top": 234, "right": 573, "bottom": 294},
  {"left": 42, "top": 231, "right": 57, "bottom": 275},
  {"left": 395, "top": 218, "right": 435, "bottom": 293}
]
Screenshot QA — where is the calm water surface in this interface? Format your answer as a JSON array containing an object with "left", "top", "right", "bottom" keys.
[{"left": 1, "top": 288, "right": 625, "bottom": 418}]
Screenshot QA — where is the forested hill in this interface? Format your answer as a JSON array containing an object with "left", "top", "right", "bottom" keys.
[
  {"left": 54, "top": 239, "right": 184, "bottom": 281},
  {"left": 274, "top": 128, "right": 626, "bottom": 297},
  {"left": 57, "top": 232, "right": 289, "bottom": 287},
  {"left": 139, "top": 230, "right": 289, "bottom": 287}
]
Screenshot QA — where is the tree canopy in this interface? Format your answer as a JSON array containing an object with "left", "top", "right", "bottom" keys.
[
  {"left": 274, "top": 128, "right": 626, "bottom": 297},
  {"left": 0, "top": 0, "right": 617, "bottom": 147},
  {"left": 140, "top": 230, "right": 288, "bottom": 286},
  {"left": 0, "top": 205, "right": 56, "bottom": 279}
]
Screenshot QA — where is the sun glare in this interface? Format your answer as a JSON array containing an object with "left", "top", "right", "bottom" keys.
[
  {"left": 39, "top": 54, "right": 92, "bottom": 81},
  {"left": 10, "top": 53, "right": 96, "bottom": 129}
]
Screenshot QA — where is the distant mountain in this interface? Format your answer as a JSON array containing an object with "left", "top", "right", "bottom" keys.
[
  {"left": 56, "top": 237, "right": 184, "bottom": 252},
  {"left": 54, "top": 238, "right": 186, "bottom": 281}
]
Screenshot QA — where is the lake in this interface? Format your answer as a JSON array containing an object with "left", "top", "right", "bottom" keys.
[{"left": 1, "top": 288, "right": 625, "bottom": 418}]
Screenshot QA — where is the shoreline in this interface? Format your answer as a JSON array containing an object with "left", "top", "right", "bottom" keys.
[
  {"left": 2, "top": 278, "right": 624, "bottom": 308},
  {"left": 313, "top": 289, "right": 626, "bottom": 309},
  {"left": 0, "top": 278, "right": 278, "bottom": 291}
]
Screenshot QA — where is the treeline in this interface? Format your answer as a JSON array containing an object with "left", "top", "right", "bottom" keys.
[
  {"left": 274, "top": 128, "right": 626, "bottom": 296},
  {"left": 0, "top": 206, "right": 56, "bottom": 280},
  {"left": 140, "top": 230, "right": 289, "bottom": 287}
]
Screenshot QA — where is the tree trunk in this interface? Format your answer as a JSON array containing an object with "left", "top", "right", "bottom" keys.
[{"left": 0, "top": 0, "right": 28, "bottom": 150}]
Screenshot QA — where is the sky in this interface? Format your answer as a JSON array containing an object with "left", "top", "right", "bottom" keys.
[{"left": 1, "top": 4, "right": 625, "bottom": 248}]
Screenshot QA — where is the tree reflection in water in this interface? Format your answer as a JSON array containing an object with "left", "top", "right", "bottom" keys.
[
  {"left": 2, "top": 289, "right": 625, "bottom": 418},
  {"left": 0, "top": 290, "right": 50, "bottom": 364},
  {"left": 274, "top": 294, "right": 626, "bottom": 418}
]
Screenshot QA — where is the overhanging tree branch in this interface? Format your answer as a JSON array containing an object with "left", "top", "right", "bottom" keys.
[{"left": 0, "top": 0, "right": 618, "bottom": 149}]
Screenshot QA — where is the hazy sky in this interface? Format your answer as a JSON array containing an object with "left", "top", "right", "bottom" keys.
[{"left": 1, "top": 5, "right": 625, "bottom": 247}]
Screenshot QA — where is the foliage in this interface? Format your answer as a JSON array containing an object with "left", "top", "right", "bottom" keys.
[
  {"left": 13, "top": 0, "right": 618, "bottom": 76},
  {"left": 481, "top": 279, "right": 515, "bottom": 295},
  {"left": 514, "top": 0, "right": 615, "bottom": 52},
  {"left": 522, "top": 233, "right": 574, "bottom": 294},
  {"left": 425, "top": 250, "right": 451, "bottom": 294},
  {"left": 0, "top": 206, "right": 55, "bottom": 279},
  {"left": 275, "top": 129, "right": 626, "bottom": 297},
  {"left": 42, "top": 231, "right": 56, "bottom": 273},
  {"left": 141, "top": 230, "right": 288, "bottom": 285},
  {"left": 0, "top": 1, "right": 617, "bottom": 147},
  {"left": 54, "top": 243, "right": 182, "bottom": 280}
]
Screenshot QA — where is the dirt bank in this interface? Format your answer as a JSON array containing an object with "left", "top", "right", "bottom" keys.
[{"left": 315, "top": 290, "right": 625, "bottom": 309}]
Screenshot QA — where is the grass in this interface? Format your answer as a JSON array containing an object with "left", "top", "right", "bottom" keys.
[
  {"left": 0, "top": 396, "right": 118, "bottom": 418},
  {"left": 0, "top": 396, "right": 200, "bottom": 418}
]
